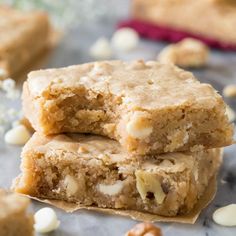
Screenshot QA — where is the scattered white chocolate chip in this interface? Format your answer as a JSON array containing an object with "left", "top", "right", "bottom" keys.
[
  {"left": 34, "top": 207, "right": 60, "bottom": 233},
  {"left": 0, "top": 68, "right": 7, "bottom": 80},
  {"left": 2, "top": 78, "right": 15, "bottom": 92},
  {"left": 4, "top": 125, "right": 31, "bottom": 145},
  {"left": 213, "top": 204, "right": 236, "bottom": 226},
  {"left": 98, "top": 180, "right": 124, "bottom": 196},
  {"left": 223, "top": 84, "right": 236, "bottom": 98},
  {"left": 89, "top": 37, "right": 112, "bottom": 59},
  {"left": 111, "top": 28, "right": 139, "bottom": 51},
  {"left": 225, "top": 105, "right": 235, "bottom": 122},
  {"left": 64, "top": 175, "right": 79, "bottom": 197},
  {"left": 126, "top": 111, "right": 153, "bottom": 139}
]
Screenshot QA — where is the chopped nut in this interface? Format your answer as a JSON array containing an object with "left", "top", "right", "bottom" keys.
[
  {"left": 89, "top": 37, "right": 112, "bottom": 59},
  {"left": 213, "top": 204, "right": 236, "bottom": 226},
  {"left": 223, "top": 84, "right": 236, "bottom": 98},
  {"left": 98, "top": 180, "right": 124, "bottom": 196},
  {"left": 64, "top": 175, "right": 79, "bottom": 197},
  {"left": 126, "top": 111, "right": 153, "bottom": 139},
  {"left": 4, "top": 125, "right": 31, "bottom": 145},
  {"left": 125, "top": 222, "right": 162, "bottom": 236},
  {"left": 34, "top": 207, "right": 60, "bottom": 233},
  {"left": 158, "top": 38, "right": 209, "bottom": 68},
  {"left": 78, "top": 146, "right": 89, "bottom": 153},
  {"left": 111, "top": 27, "right": 139, "bottom": 51},
  {"left": 135, "top": 170, "right": 166, "bottom": 204}
]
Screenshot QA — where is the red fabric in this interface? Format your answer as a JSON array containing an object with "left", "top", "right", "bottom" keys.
[{"left": 118, "top": 19, "right": 236, "bottom": 51}]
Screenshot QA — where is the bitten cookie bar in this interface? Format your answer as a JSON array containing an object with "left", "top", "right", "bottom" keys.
[
  {"left": 23, "top": 60, "right": 233, "bottom": 155},
  {"left": 13, "top": 133, "right": 222, "bottom": 217},
  {"left": 0, "top": 190, "right": 34, "bottom": 236},
  {"left": 0, "top": 6, "right": 50, "bottom": 77}
]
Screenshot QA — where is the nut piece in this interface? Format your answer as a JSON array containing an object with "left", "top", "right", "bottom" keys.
[
  {"left": 223, "top": 84, "right": 236, "bottom": 98},
  {"left": 4, "top": 125, "right": 31, "bottom": 145},
  {"left": 64, "top": 175, "right": 79, "bottom": 197},
  {"left": 158, "top": 38, "right": 209, "bottom": 68},
  {"left": 135, "top": 170, "right": 166, "bottom": 204},
  {"left": 34, "top": 207, "right": 60, "bottom": 233},
  {"left": 213, "top": 204, "right": 236, "bottom": 226},
  {"left": 111, "top": 27, "right": 139, "bottom": 51},
  {"left": 125, "top": 222, "right": 162, "bottom": 236},
  {"left": 126, "top": 111, "right": 153, "bottom": 139},
  {"left": 98, "top": 180, "right": 124, "bottom": 196},
  {"left": 89, "top": 37, "right": 112, "bottom": 59}
]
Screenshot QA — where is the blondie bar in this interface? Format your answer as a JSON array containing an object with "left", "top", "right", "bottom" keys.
[
  {"left": 132, "top": 0, "right": 236, "bottom": 47},
  {"left": 0, "top": 6, "right": 50, "bottom": 77},
  {"left": 13, "top": 133, "right": 222, "bottom": 217},
  {"left": 0, "top": 190, "right": 34, "bottom": 236},
  {"left": 23, "top": 60, "right": 233, "bottom": 154}
]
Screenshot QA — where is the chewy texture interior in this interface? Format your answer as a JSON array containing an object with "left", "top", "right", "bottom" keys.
[
  {"left": 23, "top": 61, "right": 233, "bottom": 155},
  {"left": 14, "top": 133, "right": 222, "bottom": 217}
]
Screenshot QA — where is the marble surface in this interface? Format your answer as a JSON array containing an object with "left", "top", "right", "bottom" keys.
[{"left": 0, "top": 10, "right": 236, "bottom": 236}]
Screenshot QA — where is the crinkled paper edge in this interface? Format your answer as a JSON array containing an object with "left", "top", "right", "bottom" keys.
[{"left": 27, "top": 175, "right": 217, "bottom": 224}]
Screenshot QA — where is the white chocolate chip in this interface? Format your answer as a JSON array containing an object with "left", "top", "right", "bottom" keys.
[
  {"left": 126, "top": 111, "right": 153, "bottom": 139},
  {"left": 34, "top": 207, "right": 60, "bottom": 233},
  {"left": 4, "top": 125, "right": 31, "bottom": 145},
  {"left": 64, "top": 175, "right": 79, "bottom": 197},
  {"left": 223, "top": 84, "right": 236, "bottom": 98},
  {"left": 98, "top": 180, "right": 124, "bottom": 196},
  {"left": 0, "top": 68, "right": 7, "bottom": 80},
  {"left": 225, "top": 105, "right": 235, "bottom": 122},
  {"left": 213, "top": 204, "right": 236, "bottom": 226},
  {"left": 2, "top": 78, "right": 15, "bottom": 92},
  {"left": 111, "top": 28, "right": 139, "bottom": 51},
  {"left": 89, "top": 37, "right": 112, "bottom": 59}
]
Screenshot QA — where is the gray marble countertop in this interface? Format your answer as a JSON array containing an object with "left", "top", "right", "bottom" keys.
[{"left": 0, "top": 15, "right": 236, "bottom": 236}]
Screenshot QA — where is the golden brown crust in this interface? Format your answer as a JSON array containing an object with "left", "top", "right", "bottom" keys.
[{"left": 23, "top": 60, "right": 233, "bottom": 155}]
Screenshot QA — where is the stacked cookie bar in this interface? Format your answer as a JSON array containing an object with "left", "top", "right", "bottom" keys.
[{"left": 13, "top": 60, "right": 233, "bottom": 217}]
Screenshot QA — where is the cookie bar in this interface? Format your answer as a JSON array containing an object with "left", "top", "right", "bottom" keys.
[
  {"left": 13, "top": 133, "right": 222, "bottom": 217},
  {"left": 0, "top": 189, "right": 34, "bottom": 236},
  {"left": 0, "top": 6, "right": 50, "bottom": 77},
  {"left": 23, "top": 60, "right": 233, "bottom": 155},
  {"left": 131, "top": 0, "right": 236, "bottom": 47}
]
